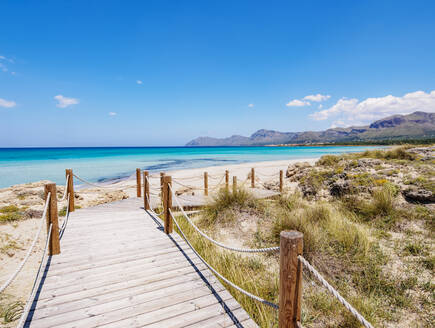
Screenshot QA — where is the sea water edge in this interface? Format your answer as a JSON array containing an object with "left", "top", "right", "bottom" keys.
[{"left": 0, "top": 146, "right": 384, "bottom": 188}]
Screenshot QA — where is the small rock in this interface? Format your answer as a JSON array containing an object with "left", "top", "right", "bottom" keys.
[
  {"left": 402, "top": 188, "right": 435, "bottom": 204},
  {"left": 329, "top": 179, "right": 351, "bottom": 197},
  {"left": 357, "top": 158, "right": 382, "bottom": 167},
  {"left": 286, "top": 162, "right": 311, "bottom": 178},
  {"left": 300, "top": 183, "right": 317, "bottom": 197}
]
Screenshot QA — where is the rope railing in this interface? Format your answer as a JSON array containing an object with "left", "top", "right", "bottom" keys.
[
  {"left": 298, "top": 255, "right": 374, "bottom": 328},
  {"left": 73, "top": 173, "right": 127, "bottom": 190},
  {"left": 0, "top": 193, "right": 51, "bottom": 294},
  {"left": 16, "top": 223, "right": 53, "bottom": 328},
  {"left": 169, "top": 184, "right": 280, "bottom": 253},
  {"left": 169, "top": 209, "right": 279, "bottom": 309},
  {"left": 171, "top": 178, "right": 203, "bottom": 191},
  {"left": 59, "top": 193, "right": 71, "bottom": 239},
  {"left": 58, "top": 175, "right": 70, "bottom": 201}
]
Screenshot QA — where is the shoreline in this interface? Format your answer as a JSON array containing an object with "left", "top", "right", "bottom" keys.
[{"left": 83, "top": 157, "right": 319, "bottom": 189}]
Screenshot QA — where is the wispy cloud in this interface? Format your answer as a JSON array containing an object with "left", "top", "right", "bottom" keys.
[
  {"left": 248, "top": 103, "right": 254, "bottom": 108},
  {"left": 54, "top": 95, "right": 79, "bottom": 108},
  {"left": 0, "top": 98, "right": 16, "bottom": 108},
  {"left": 310, "top": 90, "right": 435, "bottom": 125},
  {"left": 108, "top": 112, "right": 117, "bottom": 116},
  {"left": 0, "top": 55, "right": 15, "bottom": 74},
  {"left": 286, "top": 93, "right": 330, "bottom": 107},
  {"left": 303, "top": 94, "right": 330, "bottom": 102},
  {"left": 136, "top": 80, "right": 143, "bottom": 85},
  {"left": 286, "top": 99, "right": 310, "bottom": 107}
]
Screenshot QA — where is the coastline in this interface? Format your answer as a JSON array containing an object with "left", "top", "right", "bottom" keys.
[{"left": 0, "top": 157, "right": 317, "bottom": 310}]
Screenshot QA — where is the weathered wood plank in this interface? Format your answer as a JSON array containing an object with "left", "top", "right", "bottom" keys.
[{"left": 27, "top": 198, "right": 258, "bottom": 327}]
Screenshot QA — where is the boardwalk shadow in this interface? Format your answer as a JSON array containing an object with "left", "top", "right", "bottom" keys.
[
  {"left": 23, "top": 256, "right": 52, "bottom": 327},
  {"left": 145, "top": 209, "right": 244, "bottom": 326}
]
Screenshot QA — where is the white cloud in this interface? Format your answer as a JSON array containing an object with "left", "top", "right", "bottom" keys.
[
  {"left": 0, "top": 98, "right": 16, "bottom": 108},
  {"left": 136, "top": 80, "right": 143, "bottom": 85},
  {"left": 310, "top": 90, "right": 435, "bottom": 125},
  {"left": 54, "top": 95, "right": 79, "bottom": 108},
  {"left": 286, "top": 99, "right": 310, "bottom": 107},
  {"left": 248, "top": 103, "right": 254, "bottom": 108},
  {"left": 303, "top": 94, "right": 330, "bottom": 102},
  {"left": 318, "top": 104, "right": 323, "bottom": 109},
  {"left": 0, "top": 63, "right": 7, "bottom": 72},
  {"left": 108, "top": 112, "right": 117, "bottom": 116}
]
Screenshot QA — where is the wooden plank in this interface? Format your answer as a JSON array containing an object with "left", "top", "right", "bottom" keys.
[
  {"left": 184, "top": 307, "right": 250, "bottom": 328},
  {"left": 27, "top": 199, "right": 257, "bottom": 327},
  {"left": 37, "top": 257, "right": 204, "bottom": 299},
  {"left": 29, "top": 277, "right": 225, "bottom": 327},
  {"left": 30, "top": 269, "right": 218, "bottom": 320},
  {"left": 55, "top": 291, "right": 234, "bottom": 328},
  {"left": 142, "top": 298, "right": 241, "bottom": 328},
  {"left": 32, "top": 264, "right": 210, "bottom": 310}
]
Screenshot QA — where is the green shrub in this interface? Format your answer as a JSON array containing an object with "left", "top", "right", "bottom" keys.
[
  {"left": 317, "top": 155, "right": 341, "bottom": 166},
  {"left": 0, "top": 205, "right": 23, "bottom": 223}
]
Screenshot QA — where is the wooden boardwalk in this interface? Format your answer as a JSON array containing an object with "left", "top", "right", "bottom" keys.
[{"left": 25, "top": 198, "right": 258, "bottom": 328}]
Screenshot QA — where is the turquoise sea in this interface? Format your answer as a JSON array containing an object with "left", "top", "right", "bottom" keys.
[{"left": 0, "top": 146, "right": 382, "bottom": 188}]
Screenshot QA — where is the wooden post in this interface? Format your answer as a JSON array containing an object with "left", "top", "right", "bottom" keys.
[
  {"left": 279, "top": 231, "right": 303, "bottom": 328},
  {"left": 233, "top": 176, "right": 237, "bottom": 194},
  {"left": 204, "top": 172, "right": 208, "bottom": 196},
  {"left": 143, "top": 171, "right": 150, "bottom": 210},
  {"left": 160, "top": 172, "right": 165, "bottom": 195},
  {"left": 65, "top": 169, "right": 74, "bottom": 212},
  {"left": 136, "top": 168, "right": 141, "bottom": 197},
  {"left": 280, "top": 170, "right": 284, "bottom": 193},
  {"left": 251, "top": 168, "right": 255, "bottom": 188},
  {"left": 163, "top": 176, "right": 173, "bottom": 234},
  {"left": 44, "top": 183, "right": 60, "bottom": 255},
  {"left": 225, "top": 170, "right": 229, "bottom": 192}
]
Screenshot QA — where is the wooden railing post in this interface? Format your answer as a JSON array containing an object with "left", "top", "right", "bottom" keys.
[
  {"left": 225, "top": 170, "right": 229, "bottom": 192},
  {"left": 143, "top": 170, "right": 150, "bottom": 210},
  {"left": 280, "top": 170, "right": 284, "bottom": 193},
  {"left": 251, "top": 168, "right": 255, "bottom": 188},
  {"left": 44, "top": 183, "right": 61, "bottom": 255},
  {"left": 204, "top": 172, "right": 208, "bottom": 196},
  {"left": 136, "top": 168, "right": 141, "bottom": 197},
  {"left": 160, "top": 172, "right": 165, "bottom": 196},
  {"left": 279, "top": 231, "right": 303, "bottom": 328},
  {"left": 66, "top": 169, "right": 74, "bottom": 212},
  {"left": 233, "top": 176, "right": 237, "bottom": 194},
  {"left": 163, "top": 176, "right": 173, "bottom": 234}
]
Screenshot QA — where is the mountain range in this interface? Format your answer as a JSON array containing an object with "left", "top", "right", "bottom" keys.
[{"left": 185, "top": 111, "right": 435, "bottom": 146}]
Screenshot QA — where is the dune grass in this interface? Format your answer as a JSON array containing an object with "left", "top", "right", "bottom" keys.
[
  {"left": 0, "top": 205, "right": 23, "bottom": 223},
  {"left": 172, "top": 207, "right": 280, "bottom": 327}
]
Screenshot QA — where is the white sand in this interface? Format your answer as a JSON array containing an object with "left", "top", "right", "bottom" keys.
[{"left": 0, "top": 157, "right": 317, "bottom": 325}]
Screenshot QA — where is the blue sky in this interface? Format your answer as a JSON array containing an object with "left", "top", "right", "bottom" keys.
[{"left": 1, "top": 0, "right": 435, "bottom": 147}]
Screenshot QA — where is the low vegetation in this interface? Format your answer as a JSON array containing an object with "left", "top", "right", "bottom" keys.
[
  {"left": 173, "top": 146, "right": 434, "bottom": 327},
  {"left": 0, "top": 205, "right": 24, "bottom": 223}
]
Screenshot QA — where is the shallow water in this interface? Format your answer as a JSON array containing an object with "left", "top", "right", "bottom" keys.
[{"left": 0, "top": 146, "right": 382, "bottom": 188}]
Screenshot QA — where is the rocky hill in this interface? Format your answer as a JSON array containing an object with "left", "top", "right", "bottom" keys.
[{"left": 186, "top": 111, "right": 435, "bottom": 146}]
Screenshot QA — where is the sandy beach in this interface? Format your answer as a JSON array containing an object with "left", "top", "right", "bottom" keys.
[{"left": 0, "top": 157, "right": 317, "bottom": 325}]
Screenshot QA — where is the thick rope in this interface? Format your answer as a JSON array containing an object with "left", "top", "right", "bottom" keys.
[
  {"left": 59, "top": 193, "right": 71, "bottom": 240},
  {"left": 145, "top": 194, "right": 164, "bottom": 216},
  {"left": 169, "top": 185, "right": 279, "bottom": 253},
  {"left": 208, "top": 174, "right": 226, "bottom": 191},
  {"left": 0, "top": 193, "right": 51, "bottom": 294},
  {"left": 16, "top": 223, "right": 53, "bottom": 328},
  {"left": 298, "top": 255, "right": 374, "bottom": 328},
  {"left": 73, "top": 173, "right": 127, "bottom": 190},
  {"left": 170, "top": 210, "right": 278, "bottom": 309},
  {"left": 58, "top": 175, "right": 69, "bottom": 201},
  {"left": 172, "top": 178, "right": 203, "bottom": 191},
  {"left": 255, "top": 171, "right": 280, "bottom": 178}
]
